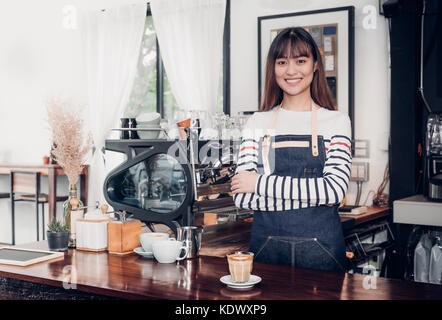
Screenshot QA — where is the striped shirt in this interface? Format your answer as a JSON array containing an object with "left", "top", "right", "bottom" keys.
[{"left": 233, "top": 107, "right": 352, "bottom": 211}]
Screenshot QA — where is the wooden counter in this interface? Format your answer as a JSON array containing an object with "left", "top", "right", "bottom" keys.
[
  {"left": 2, "top": 206, "right": 438, "bottom": 300},
  {"left": 339, "top": 206, "right": 391, "bottom": 225},
  {"left": 0, "top": 240, "right": 441, "bottom": 300}
]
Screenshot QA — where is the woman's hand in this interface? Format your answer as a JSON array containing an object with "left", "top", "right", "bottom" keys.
[{"left": 231, "top": 171, "right": 260, "bottom": 194}]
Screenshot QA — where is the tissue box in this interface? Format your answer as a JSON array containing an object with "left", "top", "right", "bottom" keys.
[
  {"left": 107, "top": 220, "right": 142, "bottom": 255},
  {"left": 76, "top": 216, "right": 117, "bottom": 252}
]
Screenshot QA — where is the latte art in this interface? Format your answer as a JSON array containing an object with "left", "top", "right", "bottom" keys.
[{"left": 227, "top": 253, "right": 254, "bottom": 283}]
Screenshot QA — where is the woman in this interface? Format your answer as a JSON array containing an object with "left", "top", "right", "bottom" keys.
[{"left": 231, "top": 27, "right": 351, "bottom": 272}]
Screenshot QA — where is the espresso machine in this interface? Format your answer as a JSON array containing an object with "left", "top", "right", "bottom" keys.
[
  {"left": 424, "top": 113, "right": 442, "bottom": 201},
  {"left": 103, "top": 128, "right": 251, "bottom": 236}
]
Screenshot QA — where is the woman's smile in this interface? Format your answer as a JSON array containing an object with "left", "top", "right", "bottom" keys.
[{"left": 285, "top": 77, "right": 303, "bottom": 85}]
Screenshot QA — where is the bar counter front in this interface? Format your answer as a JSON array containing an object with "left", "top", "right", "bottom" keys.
[{"left": 1, "top": 222, "right": 442, "bottom": 300}]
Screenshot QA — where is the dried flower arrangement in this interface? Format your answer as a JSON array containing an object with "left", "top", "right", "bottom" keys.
[{"left": 47, "top": 97, "right": 93, "bottom": 186}]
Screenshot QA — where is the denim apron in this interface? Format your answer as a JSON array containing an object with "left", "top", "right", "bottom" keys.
[{"left": 249, "top": 105, "right": 347, "bottom": 272}]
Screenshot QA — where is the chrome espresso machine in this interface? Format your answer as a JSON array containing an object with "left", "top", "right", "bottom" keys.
[
  {"left": 424, "top": 113, "right": 442, "bottom": 201},
  {"left": 103, "top": 127, "right": 252, "bottom": 235}
]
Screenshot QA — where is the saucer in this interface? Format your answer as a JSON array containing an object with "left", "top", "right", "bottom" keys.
[
  {"left": 134, "top": 247, "right": 154, "bottom": 258},
  {"left": 220, "top": 275, "right": 262, "bottom": 289}
]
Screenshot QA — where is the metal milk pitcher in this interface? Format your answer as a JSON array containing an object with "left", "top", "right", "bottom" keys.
[{"left": 176, "top": 226, "right": 203, "bottom": 259}]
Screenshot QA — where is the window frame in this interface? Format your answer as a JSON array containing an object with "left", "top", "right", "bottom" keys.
[{"left": 146, "top": 0, "right": 230, "bottom": 117}]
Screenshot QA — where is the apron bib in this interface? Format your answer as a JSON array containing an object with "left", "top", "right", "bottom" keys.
[{"left": 249, "top": 104, "right": 347, "bottom": 272}]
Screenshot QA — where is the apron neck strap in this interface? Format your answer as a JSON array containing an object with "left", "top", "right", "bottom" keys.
[{"left": 311, "top": 104, "right": 319, "bottom": 156}]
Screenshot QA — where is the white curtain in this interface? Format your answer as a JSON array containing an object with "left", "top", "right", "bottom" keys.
[
  {"left": 150, "top": 0, "right": 226, "bottom": 114},
  {"left": 80, "top": 2, "right": 146, "bottom": 206}
]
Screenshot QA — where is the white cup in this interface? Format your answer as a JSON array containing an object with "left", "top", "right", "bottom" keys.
[
  {"left": 152, "top": 238, "right": 188, "bottom": 263},
  {"left": 140, "top": 232, "right": 169, "bottom": 253}
]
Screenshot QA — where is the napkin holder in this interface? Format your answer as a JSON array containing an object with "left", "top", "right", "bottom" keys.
[{"left": 76, "top": 206, "right": 117, "bottom": 252}]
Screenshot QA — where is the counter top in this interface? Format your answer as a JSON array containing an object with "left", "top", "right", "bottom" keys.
[
  {"left": 339, "top": 205, "right": 391, "bottom": 225},
  {"left": 0, "top": 239, "right": 441, "bottom": 300},
  {"left": 393, "top": 194, "right": 442, "bottom": 227},
  {"left": 1, "top": 206, "right": 437, "bottom": 300}
]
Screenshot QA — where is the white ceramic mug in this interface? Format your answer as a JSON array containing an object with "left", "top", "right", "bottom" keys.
[
  {"left": 140, "top": 232, "right": 169, "bottom": 253},
  {"left": 152, "top": 238, "right": 188, "bottom": 263}
]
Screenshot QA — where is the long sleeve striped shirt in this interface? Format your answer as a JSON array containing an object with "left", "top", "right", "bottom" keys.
[{"left": 233, "top": 107, "right": 352, "bottom": 211}]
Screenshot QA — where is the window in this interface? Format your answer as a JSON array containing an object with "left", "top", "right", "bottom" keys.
[
  {"left": 126, "top": 15, "right": 157, "bottom": 117},
  {"left": 125, "top": 2, "right": 230, "bottom": 119}
]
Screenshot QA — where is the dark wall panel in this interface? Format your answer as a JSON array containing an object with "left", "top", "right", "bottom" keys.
[
  {"left": 437, "top": 2, "right": 442, "bottom": 98},
  {"left": 423, "top": 0, "right": 442, "bottom": 110},
  {"left": 389, "top": 0, "right": 421, "bottom": 206},
  {"left": 389, "top": 0, "right": 441, "bottom": 279}
]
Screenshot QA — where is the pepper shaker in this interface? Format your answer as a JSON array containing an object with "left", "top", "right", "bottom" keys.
[
  {"left": 128, "top": 118, "right": 140, "bottom": 139},
  {"left": 120, "top": 118, "right": 130, "bottom": 139}
]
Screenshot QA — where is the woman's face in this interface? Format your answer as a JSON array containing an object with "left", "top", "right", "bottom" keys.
[{"left": 274, "top": 50, "right": 316, "bottom": 98}]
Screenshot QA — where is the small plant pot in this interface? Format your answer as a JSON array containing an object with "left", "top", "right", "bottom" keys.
[{"left": 47, "top": 231, "right": 69, "bottom": 251}]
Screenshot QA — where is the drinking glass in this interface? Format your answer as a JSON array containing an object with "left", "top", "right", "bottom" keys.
[{"left": 227, "top": 251, "right": 254, "bottom": 283}]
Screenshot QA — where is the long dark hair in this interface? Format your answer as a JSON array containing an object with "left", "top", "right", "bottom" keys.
[{"left": 259, "top": 27, "right": 336, "bottom": 112}]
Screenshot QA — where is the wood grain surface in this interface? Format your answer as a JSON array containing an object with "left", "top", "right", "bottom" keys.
[
  {"left": 0, "top": 237, "right": 441, "bottom": 300},
  {"left": 1, "top": 207, "right": 438, "bottom": 300}
]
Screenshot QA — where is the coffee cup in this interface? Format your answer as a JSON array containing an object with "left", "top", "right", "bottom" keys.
[
  {"left": 152, "top": 238, "right": 188, "bottom": 263},
  {"left": 227, "top": 251, "right": 254, "bottom": 283},
  {"left": 140, "top": 232, "right": 169, "bottom": 253}
]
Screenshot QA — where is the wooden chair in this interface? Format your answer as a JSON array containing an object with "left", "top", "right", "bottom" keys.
[
  {"left": 9, "top": 170, "right": 67, "bottom": 245},
  {"left": 0, "top": 193, "right": 10, "bottom": 245}
]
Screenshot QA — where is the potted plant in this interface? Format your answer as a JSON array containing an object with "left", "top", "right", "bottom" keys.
[
  {"left": 43, "top": 155, "right": 50, "bottom": 165},
  {"left": 47, "top": 218, "right": 69, "bottom": 251}
]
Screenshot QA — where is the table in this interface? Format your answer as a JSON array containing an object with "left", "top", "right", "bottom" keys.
[
  {"left": 0, "top": 240, "right": 441, "bottom": 300},
  {"left": 339, "top": 206, "right": 391, "bottom": 225},
  {"left": 0, "top": 164, "right": 89, "bottom": 221},
  {"left": 393, "top": 194, "right": 442, "bottom": 227}
]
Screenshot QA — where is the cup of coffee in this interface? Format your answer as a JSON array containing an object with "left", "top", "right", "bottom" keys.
[
  {"left": 152, "top": 238, "right": 188, "bottom": 263},
  {"left": 227, "top": 251, "right": 254, "bottom": 283},
  {"left": 140, "top": 232, "right": 169, "bottom": 253}
]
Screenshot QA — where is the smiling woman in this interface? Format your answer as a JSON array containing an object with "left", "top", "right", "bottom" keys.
[
  {"left": 232, "top": 27, "right": 352, "bottom": 273},
  {"left": 257, "top": 6, "right": 355, "bottom": 138},
  {"left": 261, "top": 27, "right": 335, "bottom": 112},
  {"left": 274, "top": 55, "right": 315, "bottom": 100}
]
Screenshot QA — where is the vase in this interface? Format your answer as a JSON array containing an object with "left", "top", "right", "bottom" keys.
[
  {"left": 63, "top": 184, "right": 84, "bottom": 248},
  {"left": 47, "top": 231, "right": 69, "bottom": 251}
]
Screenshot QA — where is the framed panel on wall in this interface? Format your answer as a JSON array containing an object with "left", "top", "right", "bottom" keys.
[{"left": 258, "top": 6, "right": 355, "bottom": 138}]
